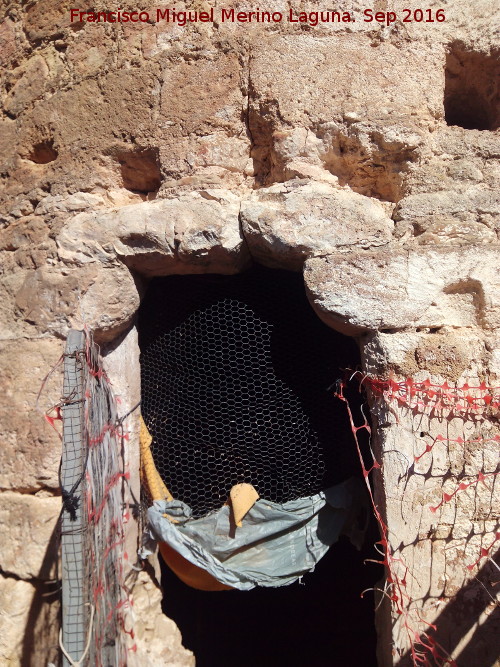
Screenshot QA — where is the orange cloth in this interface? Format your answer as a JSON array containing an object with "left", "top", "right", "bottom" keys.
[{"left": 158, "top": 542, "right": 232, "bottom": 591}]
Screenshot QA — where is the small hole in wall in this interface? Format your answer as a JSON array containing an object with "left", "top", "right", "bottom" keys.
[
  {"left": 28, "top": 140, "right": 58, "bottom": 164},
  {"left": 319, "top": 130, "right": 416, "bottom": 203},
  {"left": 115, "top": 146, "right": 161, "bottom": 193},
  {"left": 248, "top": 110, "right": 278, "bottom": 187},
  {"left": 69, "top": 20, "right": 85, "bottom": 32},
  {"left": 444, "top": 45, "right": 500, "bottom": 130}
]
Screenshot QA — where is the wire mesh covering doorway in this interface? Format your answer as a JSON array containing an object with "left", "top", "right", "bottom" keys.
[
  {"left": 139, "top": 265, "right": 362, "bottom": 515},
  {"left": 139, "top": 265, "right": 380, "bottom": 663}
]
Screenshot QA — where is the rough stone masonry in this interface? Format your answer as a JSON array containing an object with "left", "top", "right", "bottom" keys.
[{"left": 0, "top": 0, "right": 499, "bottom": 665}]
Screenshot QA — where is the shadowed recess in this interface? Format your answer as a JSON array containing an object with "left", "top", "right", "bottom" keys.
[
  {"left": 115, "top": 146, "right": 161, "bottom": 193},
  {"left": 139, "top": 265, "right": 362, "bottom": 518},
  {"left": 28, "top": 139, "right": 58, "bottom": 164},
  {"left": 445, "top": 46, "right": 500, "bottom": 131}
]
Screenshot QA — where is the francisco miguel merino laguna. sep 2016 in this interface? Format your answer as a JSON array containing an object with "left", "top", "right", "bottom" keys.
[{"left": 69, "top": 7, "right": 357, "bottom": 26}]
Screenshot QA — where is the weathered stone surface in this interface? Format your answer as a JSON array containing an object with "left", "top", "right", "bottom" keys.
[
  {"left": 0, "top": 270, "right": 32, "bottom": 340},
  {"left": 102, "top": 327, "right": 141, "bottom": 572},
  {"left": 3, "top": 55, "right": 50, "bottom": 117},
  {"left": 15, "top": 264, "right": 97, "bottom": 330},
  {"left": 305, "top": 246, "right": 500, "bottom": 334},
  {"left": 361, "top": 329, "right": 500, "bottom": 665},
  {"left": 160, "top": 52, "right": 244, "bottom": 135},
  {"left": 314, "top": 118, "right": 426, "bottom": 203},
  {"left": 359, "top": 328, "right": 489, "bottom": 383},
  {"left": 13, "top": 262, "right": 140, "bottom": 343},
  {"left": 249, "top": 35, "right": 442, "bottom": 128},
  {"left": 0, "top": 578, "right": 37, "bottom": 666},
  {"left": 241, "top": 180, "right": 393, "bottom": 269},
  {"left": 0, "top": 338, "right": 62, "bottom": 492},
  {"left": 0, "top": 118, "right": 17, "bottom": 176},
  {"left": 57, "top": 191, "right": 250, "bottom": 276},
  {"left": 73, "top": 262, "right": 141, "bottom": 343},
  {"left": 390, "top": 0, "right": 498, "bottom": 51},
  {"left": 395, "top": 189, "right": 500, "bottom": 244},
  {"left": 131, "top": 569, "right": 195, "bottom": 667},
  {"left": 489, "top": 331, "right": 500, "bottom": 380},
  {"left": 0, "top": 575, "right": 59, "bottom": 667},
  {"left": 33, "top": 192, "right": 107, "bottom": 216},
  {"left": 0, "top": 493, "right": 60, "bottom": 580}
]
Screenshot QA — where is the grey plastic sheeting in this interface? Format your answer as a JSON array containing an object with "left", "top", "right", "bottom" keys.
[{"left": 146, "top": 477, "right": 369, "bottom": 590}]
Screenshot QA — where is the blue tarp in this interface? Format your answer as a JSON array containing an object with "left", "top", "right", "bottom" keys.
[{"left": 145, "top": 477, "right": 369, "bottom": 590}]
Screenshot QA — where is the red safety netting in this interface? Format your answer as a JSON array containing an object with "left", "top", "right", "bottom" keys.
[
  {"left": 337, "top": 371, "right": 500, "bottom": 667},
  {"left": 45, "top": 331, "right": 136, "bottom": 666},
  {"left": 82, "top": 333, "right": 132, "bottom": 665}
]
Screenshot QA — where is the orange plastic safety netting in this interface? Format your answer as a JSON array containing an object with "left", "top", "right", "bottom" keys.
[{"left": 338, "top": 371, "right": 500, "bottom": 667}]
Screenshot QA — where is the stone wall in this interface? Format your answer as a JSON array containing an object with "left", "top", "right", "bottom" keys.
[{"left": 0, "top": 0, "right": 498, "bottom": 664}]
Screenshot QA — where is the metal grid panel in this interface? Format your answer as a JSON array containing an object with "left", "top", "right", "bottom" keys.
[{"left": 61, "top": 330, "right": 87, "bottom": 665}]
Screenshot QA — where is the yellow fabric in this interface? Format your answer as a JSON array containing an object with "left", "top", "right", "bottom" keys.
[
  {"left": 140, "top": 415, "right": 233, "bottom": 591},
  {"left": 229, "top": 483, "right": 260, "bottom": 527},
  {"left": 140, "top": 416, "right": 173, "bottom": 502}
]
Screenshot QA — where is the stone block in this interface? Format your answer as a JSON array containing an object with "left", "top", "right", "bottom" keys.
[
  {"left": 249, "top": 35, "right": 442, "bottom": 127},
  {"left": 304, "top": 246, "right": 500, "bottom": 334},
  {"left": 130, "top": 569, "right": 195, "bottom": 667},
  {"left": 0, "top": 575, "right": 59, "bottom": 667},
  {"left": 0, "top": 338, "right": 62, "bottom": 492},
  {"left": 0, "top": 493, "right": 60, "bottom": 580},
  {"left": 57, "top": 191, "right": 250, "bottom": 277},
  {"left": 3, "top": 56, "right": 49, "bottom": 117},
  {"left": 395, "top": 189, "right": 500, "bottom": 244},
  {"left": 0, "top": 578, "right": 36, "bottom": 666},
  {"left": 240, "top": 180, "right": 392, "bottom": 269}
]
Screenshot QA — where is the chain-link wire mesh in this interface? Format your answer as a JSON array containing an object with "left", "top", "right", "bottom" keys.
[{"left": 139, "top": 266, "right": 361, "bottom": 519}]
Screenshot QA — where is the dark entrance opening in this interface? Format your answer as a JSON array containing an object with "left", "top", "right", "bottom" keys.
[
  {"left": 160, "top": 521, "right": 380, "bottom": 667},
  {"left": 139, "top": 265, "right": 381, "bottom": 667},
  {"left": 444, "top": 45, "right": 500, "bottom": 131}
]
